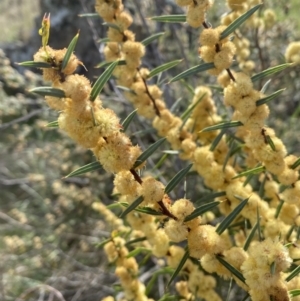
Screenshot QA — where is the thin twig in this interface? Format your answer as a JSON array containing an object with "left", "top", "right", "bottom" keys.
[{"left": 0, "top": 109, "right": 43, "bottom": 130}]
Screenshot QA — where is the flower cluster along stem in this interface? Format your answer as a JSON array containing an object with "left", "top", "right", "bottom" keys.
[{"left": 29, "top": 0, "right": 300, "bottom": 300}]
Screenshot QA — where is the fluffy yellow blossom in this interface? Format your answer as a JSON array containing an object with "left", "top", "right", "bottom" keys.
[
  {"left": 285, "top": 41, "right": 300, "bottom": 64},
  {"left": 188, "top": 225, "right": 226, "bottom": 259}
]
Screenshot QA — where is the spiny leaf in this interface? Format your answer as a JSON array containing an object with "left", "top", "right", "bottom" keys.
[
  {"left": 180, "top": 80, "right": 195, "bottom": 96},
  {"left": 119, "top": 202, "right": 163, "bottom": 216},
  {"left": 289, "top": 289, "right": 300, "bottom": 298},
  {"left": 125, "top": 237, "right": 147, "bottom": 246},
  {"left": 95, "top": 59, "right": 126, "bottom": 69},
  {"left": 270, "top": 261, "right": 276, "bottom": 275},
  {"left": 95, "top": 238, "right": 111, "bottom": 249},
  {"left": 152, "top": 153, "right": 169, "bottom": 170},
  {"left": 90, "top": 60, "right": 118, "bottom": 102},
  {"left": 164, "top": 164, "right": 193, "bottom": 194},
  {"left": 169, "top": 62, "right": 215, "bottom": 83},
  {"left": 184, "top": 201, "right": 220, "bottom": 222},
  {"left": 256, "top": 89, "right": 285, "bottom": 106},
  {"left": 78, "top": 13, "right": 99, "bottom": 18},
  {"left": 150, "top": 14, "right": 186, "bottom": 23},
  {"left": 195, "top": 191, "right": 226, "bottom": 205},
  {"left": 30, "top": 87, "right": 65, "bottom": 98},
  {"left": 266, "top": 135, "right": 276, "bottom": 151},
  {"left": 275, "top": 199, "right": 284, "bottom": 219},
  {"left": 147, "top": 59, "right": 182, "bottom": 79},
  {"left": 260, "top": 79, "right": 271, "bottom": 94},
  {"left": 257, "top": 206, "right": 263, "bottom": 241},
  {"left": 170, "top": 97, "right": 183, "bottom": 113},
  {"left": 61, "top": 32, "right": 79, "bottom": 71},
  {"left": 220, "top": 4, "right": 262, "bottom": 40},
  {"left": 116, "top": 85, "right": 136, "bottom": 94},
  {"left": 102, "top": 22, "right": 120, "bottom": 31},
  {"left": 286, "top": 225, "right": 295, "bottom": 241},
  {"left": 64, "top": 161, "right": 102, "bottom": 178},
  {"left": 286, "top": 265, "right": 300, "bottom": 282},
  {"left": 201, "top": 121, "right": 243, "bottom": 132},
  {"left": 222, "top": 139, "right": 236, "bottom": 172},
  {"left": 180, "top": 93, "right": 206, "bottom": 120},
  {"left": 126, "top": 247, "right": 151, "bottom": 258},
  {"left": 167, "top": 249, "right": 189, "bottom": 288},
  {"left": 120, "top": 196, "right": 144, "bottom": 218},
  {"left": 251, "top": 63, "right": 292, "bottom": 82},
  {"left": 46, "top": 120, "right": 59, "bottom": 128},
  {"left": 216, "top": 255, "right": 246, "bottom": 283},
  {"left": 146, "top": 267, "right": 174, "bottom": 295},
  {"left": 225, "top": 278, "right": 234, "bottom": 301},
  {"left": 121, "top": 109, "right": 138, "bottom": 132},
  {"left": 17, "top": 61, "right": 52, "bottom": 68},
  {"left": 243, "top": 221, "right": 258, "bottom": 251},
  {"left": 141, "top": 32, "right": 165, "bottom": 46},
  {"left": 210, "top": 129, "right": 226, "bottom": 151},
  {"left": 216, "top": 197, "right": 249, "bottom": 235},
  {"left": 232, "top": 165, "right": 265, "bottom": 179},
  {"left": 131, "top": 128, "right": 156, "bottom": 137},
  {"left": 132, "top": 138, "right": 166, "bottom": 169},
  {"left": 290, "top": 157, "right": 300, "bottom": 170},
  {"left": 97, "top": 37, "right": 110, "bottom": 44},
  {"left": 162, "top": 150, "right": 179, "bottom": 155}
]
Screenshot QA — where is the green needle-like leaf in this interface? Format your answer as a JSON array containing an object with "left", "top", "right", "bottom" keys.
[
  {"left": 216, "top": 255, "right": 246, "bottom": 283},
  {"left": 141, "top": 32, "right": 165, "bottom": 46},
  {"left": 251, "top": 63, "right": 292, "bottom": 82},
  {"left": 184, "top": 201, "right": 221, "bottom": 222},
  {"left": 119, "top": 202, "right": 163, "bottom": 216},
  {"left": 266, "top": 135, "right": 276, "bottom": 151},
  {"left": 61, "top": 32, "right": 79, "bottom": 71},
  {"left": 216, "top": 197, "right": 249, "bottom": 235},
  {"left": 132, "top": 138, "right": 166, "bottom": 169},
  {"left": 210, "top": 129, "right": 226, "bottom": 151},
  {"left": 220, "top": 4, "right": 262, "bottom": 40},
  {"left": 243, "top": 222, "right": 258, "bottom": 251},
  {"left": 30, "top": 87, "right": 65, "bottom": 98},
  {"left": 201, "top": 121, "right": 243, "bottom": 132},
  {"left": 17, "top": 61, "right": 52, "bottom": 68},
  {"left": 95, "top": 60, "right": 126, "bottom": 69},
  {"left": 121, "top": 109, "right": 138, "bottom": 132},
  {"left": 195, "top": 191, "right": 226, "bottom": 205},
  {"left": 120, "top": 196, "right": 144, "bottom": 218},
  {"left": 275, "top": 199, "right": 284, "bottom": 219},
  {"left": 169, "top": 62, "right": 215, "bottom": 83},
  {"left": 150, "top": 14, "right": 186, "bottom": 23},
  {"left": 270, "top": 261, "right": 276, "bottom": 275},
  {"left": 167, "top": 249, "right": 189, "bottom": 288},
  {"left": 147, "top": 59, "right": 182, "bottom": 79},
  {"left": 256, "top": 89, "right": 285, "bottom": 106},
  {"left": 232, "top": 165, "right": 265, "bottom": 179},
  {"left": 46, "top": 120, "right": 59, "bottom": 128},
  {"left": 290, "top": 157, "right": 300, "bottom": 170},
  {"left": 180, "top": 93, "right": 206, "bottom": 120},
  {"left": 286, "top": 265, "right": 300, "bottom": 282},
  {"left": 289, "top": 289, "right": 300, "bottom": 298},
  {"left": 90, "top": 60, "right": 118, "bottom": 102},
  {"left": 164, "top": 164, "right": 193, "bottom": 194},
  {"left": 64, "top": 161, "right": 102, "bottom": 178},
  {"left": 125, "top": 237, "right": 147, "bottom": 246},
  {"left": 102, "top": 22, "right": 120, "bottom": 31},
  {"left": 95, "top": 238, "right": 112, "bottom": 249},
  {"left": 78, "top": 13, "right": 99, "bottom": 18},
  {"left": 126, "top": 247, "right": 151, "bottom": 258},
  {"left": 145, "top": 267, "right": 174, "bottom": 295}
]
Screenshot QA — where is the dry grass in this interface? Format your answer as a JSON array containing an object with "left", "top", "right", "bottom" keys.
[{"left": 0, "top": 0, "right": 40, "bottom": 43}]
